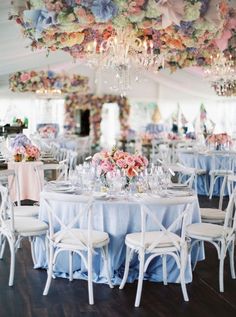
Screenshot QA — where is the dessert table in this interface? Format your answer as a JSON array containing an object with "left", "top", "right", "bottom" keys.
[
  {"left": 35, "top": 190, "right": 203, "bottom": 286},
  {"left": 8, "top": 160, "right": 43, "bottom": 201}
]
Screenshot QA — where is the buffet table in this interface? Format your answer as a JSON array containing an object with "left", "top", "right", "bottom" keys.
[{"left": 35, "top": 191, "right": 203, "bottom": 285}]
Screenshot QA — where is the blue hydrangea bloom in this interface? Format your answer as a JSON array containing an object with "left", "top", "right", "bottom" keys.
[
  {"left": 53, "top": 81, "right": 63, "bottom": 89},
  {"left": 11, "top": 134, "right": 31, "bottom": 149},
  {"left": 47, "top": 70, "right": 55, "bottom": 79},
  {"left": 23, "top": 9, "right": 57, "bottom": 39},
  {"left": 91, "top": 0, "right": 118, "bottom": 22}
]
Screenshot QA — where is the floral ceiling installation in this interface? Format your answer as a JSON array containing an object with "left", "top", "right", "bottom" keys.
[
  {"left": 10, "top": 0, "right": 236, "bottom": 71},
  {"left": 64, "top": 93, "right": 130, "bottom": 145},
  {"left": 9, "top": 69, "right": 89, "bottom": 94}
]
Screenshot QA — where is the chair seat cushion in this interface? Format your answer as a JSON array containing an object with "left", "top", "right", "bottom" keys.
[
  {"left": 14, "top": 205, "right": 39, "bottom": 217},
  {"left": 53, "top": 229, "right": 109, "bottom": 248},
  {"left": 6, "top": 217, "right": 48, "bottom": 236},
  {"left": 200, "top": 208, "right": 225, "bottom": 220},
  {"left": 125, "top": 231, "right": 181, "bottom": 249},
  {"left": 186, "top": 223, "right": 230, "bottom": 239}
]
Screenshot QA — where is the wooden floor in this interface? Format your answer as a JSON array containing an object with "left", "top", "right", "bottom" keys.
[{"left": 0, "top": 196, "right": 235, "bottom": 317}]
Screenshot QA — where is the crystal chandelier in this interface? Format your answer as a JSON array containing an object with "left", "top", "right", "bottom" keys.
[
  {"left": 35, "top": 87, "right": 62, "bottom": 96},
  {"left": 85, "top": 28, "right": 165, "bottom": 96},
  {"left": 204, "top": 52, "right": 236, "bottom": 96}
]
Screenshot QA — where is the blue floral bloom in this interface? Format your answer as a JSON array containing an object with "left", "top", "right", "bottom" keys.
[
  {"left": 80, "top": 0, "right": 93, "bottom": 8},
  {"left": 47, "top": 70, "right": 55, "bottom": 79},
  {"left": 65, "top": 0, "right": 76, "bottom": 6},
  {"left": 91, "top": 0, "right": 118, "bottom": 22},
  {"left": 180, "top": 21, "right": 193, "bottom": 36},
  {"left": 53, "top": 81, "right": 63, "bottom": 89},
  {"left": 23, "top": 9, "right": 57, "bottom": 39},
  {"left": 11, "top": 134, "right": 31, "bottom": 149},
  {"left": 199, "top": 0, "right": 210, "bottom": 16}
]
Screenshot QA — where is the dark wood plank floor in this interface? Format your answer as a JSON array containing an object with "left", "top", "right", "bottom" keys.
[{"left": 0, "top": 196, "right": 235, "bottom": 317}]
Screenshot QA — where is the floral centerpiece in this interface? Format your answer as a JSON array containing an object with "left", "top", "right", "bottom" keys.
[
  {"left": 206, "top": 133, "right": 232, "bottom": 150},
  {"left": 38, "top": 125, "right": 57, "bottom": 138},
  {"left": 24, "top": 145, "right": 41, "bottom": 161},
  {"left": 10, "top": 134, "right": 40, "bottom": 161},
  {"left": 92, "top": 148, "right": 148, "bottom": 186}
]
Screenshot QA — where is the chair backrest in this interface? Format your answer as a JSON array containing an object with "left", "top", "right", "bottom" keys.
[
  {"left": 34, "top": 163, "right": 68, "bottom": 191},
  {"left": 210, "top": 151, "right": 236, "bottom": 172},
  {"left": 41, "top": 192, "right": 94, "bottom": 251},
  {"left": 0, "top": 184, "right": 14, "bottom": 232},
  {"left": 224, "top": 189, "right": 236, "bottom": 236},
  {"left": 137, "top": 195, "right": 196, "bottom": 253},
  {"left": 0, "top": 169, "right": 21, "bottom": 206}
]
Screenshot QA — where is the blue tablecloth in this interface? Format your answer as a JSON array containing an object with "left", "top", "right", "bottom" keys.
[
  {"left": 178, "top": 151, "right": 231, "bottom": 196},
  {"left": 35, "top": 194, "right": 203, "bottom": 285}
]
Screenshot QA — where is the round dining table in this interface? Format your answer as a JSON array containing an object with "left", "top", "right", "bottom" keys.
[
  {"left": 34, "top": 190, "right": 204, "bottom": 286},
  {"left": 178, "top": 150, "right": 236, "bottom": 196}
]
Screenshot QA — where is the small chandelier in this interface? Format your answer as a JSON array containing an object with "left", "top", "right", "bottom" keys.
[
  {"left": 85, "top": 28, "right": 165, "bottom": 96},
  {"left": 204, "top": 52, "right": 236, "bottom": 96}
]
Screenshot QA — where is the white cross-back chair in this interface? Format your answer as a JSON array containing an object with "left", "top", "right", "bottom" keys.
[
  {"left": 186, "top": 190, "right": 236, "bottom": 292},
  {"left": 0, "top": 184, "right": 48, "bottom": 286},
  {"left": 167, "top": 163, "right": 196, "bottom": 189},
  {"left": 209, "top": 152, "right": 235, "bottom": 199},
  {"left": 119, "top": 196, "right": 196, "bottom": 307},
  {"left": 34, "top": 163, "right": 68, "bottom": 192},
  {"left": 41, "top": 192, "right": 113, "bottom": 305},
  {"left": 0, "top": 169, "right": 39, "bottom": 217}
]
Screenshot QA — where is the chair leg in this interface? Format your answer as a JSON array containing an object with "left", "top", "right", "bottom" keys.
[
  {"left": 69, "top": 251, "right": 73, "bottom": 282},
  {"left": 29, "top": 237, "right": 37, "bottom": 266},
  {"left": 229, "top": 240, "right": 236, "bottom": 279},
  {"left": 180, "top": 245, "right": 189, "bottom": 301},
  {"left": 134, "top": 251, "right": 145, "bottom": 307},
  {"left": 101, "top": 245, "right": 113, "bottom": 288},
  {"left": 43, "top": 244, "right": 54, "bottom": 296},
  {"left": 119, "top": 246, "right": 133, "bottom": 290},
  {"left": 219, "top": 243, "right": 225, "bottom": 292},
  {"left": 162, "top": 255, "right": 168, "bottom": 285},
  {"left": 204, "top": 175, "right": 209, "bottom": 196},
  {"left": 219, "top": 176, "right": 227, "bottom": 210},
  {"left": 209, "top": 175, "right": 215, "bottom": 199},
  {"left": 8, "top": 239, "right": 16, "bottom": 287},
  {"left": 0, "top": 236, "right": 6, "bottom": 259},
  {"left": 87, "top": 249, "right": 94, "bottom": 305}
]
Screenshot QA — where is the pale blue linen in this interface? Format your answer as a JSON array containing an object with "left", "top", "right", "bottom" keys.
[
  {"left": 178, "top": 152, "right": 229, "bottom": 196},
  {"left": 34, "top": 195, "right": 203, "bottom": 285}
]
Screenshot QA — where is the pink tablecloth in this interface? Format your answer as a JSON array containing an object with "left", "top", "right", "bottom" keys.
[{"left": 8, "top": 161, "right": 43, "bottom": 201}]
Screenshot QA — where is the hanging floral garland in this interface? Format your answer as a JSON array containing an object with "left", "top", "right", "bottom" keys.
[
  {"left": 64, "top": 93, "right": 130, "bottom": 146},
  {"left": 10, "top": 1, "right": 236, "bottom": 71},
  {"left": 9, "top": 70, "right": 89, "bottom": 94}
]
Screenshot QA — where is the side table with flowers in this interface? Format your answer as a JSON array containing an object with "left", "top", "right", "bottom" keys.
[{"left": 10, "top": 133, "right": 40, "bottom": 162}]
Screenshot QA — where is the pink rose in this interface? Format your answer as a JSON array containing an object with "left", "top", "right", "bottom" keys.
[
  {"left": 20, "top": 73, "right": 31, "bottom": 83},
  {"left": 116, "top": 159, "right": 127, "bottom": 169},
  {"left": 100, "top": 160, "right": 115, "bottom": 174}
]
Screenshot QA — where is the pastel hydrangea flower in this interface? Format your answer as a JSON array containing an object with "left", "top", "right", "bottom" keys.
[{"left": 91, "top": 0, "right": 118, "bottom": 22}]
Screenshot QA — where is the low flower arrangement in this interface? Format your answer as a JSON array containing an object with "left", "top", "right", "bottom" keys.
[
  {"left": 206, "top": 133, "right": 232, "bottom": 149},
  {"left": 39, "top": 125, "right": 57, "bottom": 138},
  {"left": 24, "top": 145, "right": 41, "bottom": 161},
  {"left": 10, "top": 134, "right": 40, "bottom": 161},
  {"left": 92, "top": 148, "right": 148, "bottom": 181}
]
